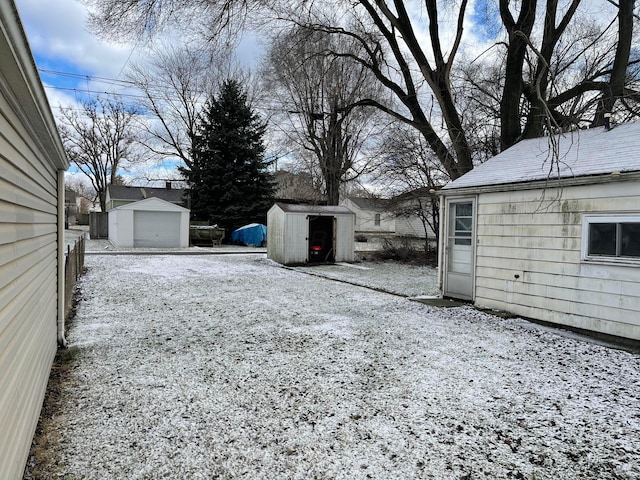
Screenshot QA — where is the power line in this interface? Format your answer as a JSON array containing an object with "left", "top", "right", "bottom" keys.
[
  {"left": 42, "top": 84, "right": 150, "bottom": 101},
  {"left": 38, "top": 68, "right": 136, "bottom": 87}
]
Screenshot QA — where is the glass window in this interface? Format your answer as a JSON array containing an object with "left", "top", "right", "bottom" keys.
[
  {"left": 453, "top": 202, "right": 472, "bottom": 245},
  {"left": 585, "top": 217, "right": 640, "bottom": 260},
  {"left": 588, "top": 223, "right": 616, "bottom": 255},
  {"left": 621, "top": 223, "right": 640, "bottom": 257},
  {"left": 374, "top": 213, "right": 381, "bottom": 226}
]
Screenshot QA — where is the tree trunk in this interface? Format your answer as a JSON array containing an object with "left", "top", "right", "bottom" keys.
[
  {"left": 499, "top": 0, "right": 538, "bottom": 149},
  {"left": 593, "top": 0, "right": 634, "bottom": 126}
]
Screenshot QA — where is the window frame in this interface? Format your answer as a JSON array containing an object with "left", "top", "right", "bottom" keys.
[{"left": 582, "top": 214, "right": 640, "bottom": 265}]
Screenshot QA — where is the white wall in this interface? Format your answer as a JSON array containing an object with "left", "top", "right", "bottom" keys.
[
  {"left": 395, "top": 215, "right": 434, "bottom": 238},
  {"left": 109, "top": 198, "right": 189, "bottom": 248},
  {"left": 342, "top": 199, "right": 394, "bottom": 233},
  {"left": 108, "top": 209, "right": 134, "bottom": 247},
  {"left": 268, "top": 205, "right": 355, "bottom": 265},
  {"left": 472, "top": 181, "right": 640, "bottom": 340},
  {"left": 0, "top": 2, "right": 69, "bottom": 477}
]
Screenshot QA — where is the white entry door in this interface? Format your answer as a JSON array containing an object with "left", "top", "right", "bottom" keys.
[{"left": 444, "top": 199, "right": 475, "bottom": 300}]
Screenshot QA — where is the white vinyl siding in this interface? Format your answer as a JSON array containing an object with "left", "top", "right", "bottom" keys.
[
  {"left": 395, "top": 215, "right": 431, "bottom": 238},
  {"left": 472, "top": 181, "right": 640, "bottom": 340},
  {"left": 0, "top": 100, "right": 60, "bottom": 479},
  {"left": 0, "top": 2, "right": 68, "bottom": 476}
]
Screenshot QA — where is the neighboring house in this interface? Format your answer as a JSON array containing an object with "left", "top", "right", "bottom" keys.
[
  {"left": 105, "top": 183, "right": 187, "bottom": 211},
  {"left": 342, "top": 195, "right": 437, "bottom": 240},
  {"left": 341, "top": 197, "right": 395, "bottom": 235},
  {"left": 390, "top": 188, "right": 438, "bottom": 239},
  {"left": 108, "top": 197, "right": 190, "bottom": 248},
  {"left": 274, "top": 170, "right": 324, "bottom": 204},
  {"left": 267, "top": 203, "right": 355, "bottom": 265},
  {"left": 0, "top": 2, "right": 69, "bottom": 478},
  {"left": 438, "top": 121, "right": 640, "bottom": 342}
]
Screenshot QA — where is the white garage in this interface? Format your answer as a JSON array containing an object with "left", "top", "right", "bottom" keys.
[{"left": 109, "top": 197, "right": 190, "bottom": 248}]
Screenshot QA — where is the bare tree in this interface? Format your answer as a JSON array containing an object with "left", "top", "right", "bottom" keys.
[
  {"left": 378, "top": 123, "right": 446, "bottom": 248},
  {"left": 263, "top": 26, "right": 385, "bottom": 204},
  {"left": 126, "top": 43, "right": 245, "bottom": 166},
  {"left": 85, "top": 0, "right": 640, "bottom": 181},
  {"left": 58, "top": 96, "right": 141, "bottom": 211}
]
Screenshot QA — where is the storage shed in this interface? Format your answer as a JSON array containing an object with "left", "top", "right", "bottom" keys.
[
  {"left": 108, "top": 197, "right": 190, "bottom": 248},
  {"left": 267, "top": 203, "right": 355, "bottom": 265},
  {"left": 0, "top": 1, "right": 69, "bottom": 477},
  {"left": 438, "top": 121, "right": 640, "bottom": 342}
]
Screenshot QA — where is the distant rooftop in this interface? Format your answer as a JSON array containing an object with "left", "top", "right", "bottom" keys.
[
  {"left": 345, "top": 197, "right": 391, "bottom": 210},
  {"left": 444, "top": 121, "right": 640, "bottom": 191},
  {"left": 108, "top": 184, "right": 186, "bottom": 203}
]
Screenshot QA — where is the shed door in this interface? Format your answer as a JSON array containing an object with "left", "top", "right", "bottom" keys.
[
  {"left": 308, "top": 216, "right": 335, "bottom": 263},
  {"left": 444, "top": 199, "right": 475, "bottom": 300},
  {"left": 134, "top": 211, "right": 181, "bottom": 247}
]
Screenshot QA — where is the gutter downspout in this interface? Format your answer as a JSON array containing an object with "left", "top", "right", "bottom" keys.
[
  {"left": 436, "top": 194, "right": 446, "bottom": 296},
  {"left": 57, "top": 169, "right": 67, "bottom": 347}
]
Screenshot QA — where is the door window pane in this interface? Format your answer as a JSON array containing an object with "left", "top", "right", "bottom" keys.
[{"left": 455, "top": 203, "right": 472, "bottom": 217}]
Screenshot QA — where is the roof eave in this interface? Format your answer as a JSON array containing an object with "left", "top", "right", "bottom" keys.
[{"left": 439, "top": 171, "right": 640, "bottom": 197}]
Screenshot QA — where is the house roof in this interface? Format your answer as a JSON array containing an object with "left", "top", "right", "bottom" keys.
[
  {"left": 108, "top": 185, "right": 186, "bottom": 203},
  {"left": 273, "top": 202, "right": 354, "bottom": 215},
  {"left": 345, "top": 197, "right": 390, "bottom": 210},
  {"left": 443, "top": 121, "right": 640, "bottom": 191}
]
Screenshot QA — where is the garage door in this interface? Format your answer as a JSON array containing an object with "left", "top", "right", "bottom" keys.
[{"left": 134, "top": 211, "right": 181, "bottom": 247}]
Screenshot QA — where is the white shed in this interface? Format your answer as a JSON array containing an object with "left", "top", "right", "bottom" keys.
[
  {"left": 108, "top": 197, "right": 190, "bottom": 248},
  {"left": 267, "top": 203, "right": 355, "bottom": 265},
  {"left": 438, "top": 121, "right": 640, "bottom": 342},
  {"left": 0, "top": 2, "right": 69, "bottom": 477}
]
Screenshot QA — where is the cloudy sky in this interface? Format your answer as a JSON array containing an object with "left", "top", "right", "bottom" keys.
[
  {"left": 14, "top": 0, "right": 141, "bottom": 108},
  {"left": 13, "top": 0, "right": 263, "bottom": 185}
]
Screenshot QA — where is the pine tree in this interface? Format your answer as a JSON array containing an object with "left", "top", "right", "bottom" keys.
[{"left": 180, "top": 80, "right": 275, "bottom": 233}]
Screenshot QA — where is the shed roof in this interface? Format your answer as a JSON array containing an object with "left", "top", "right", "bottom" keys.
[
  {"left": 274, "top": 203, "right": 354, "bottom": 215},
  {"left": 443, "top": 121, "right": 640, "bottom": 191},
  {"left": 108, "top": 185, "right": 186, "bottom": 203}
]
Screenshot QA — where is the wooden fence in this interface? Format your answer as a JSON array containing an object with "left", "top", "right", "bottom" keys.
[
  {"left": 64, "top": 235, "right": 86, "bottom": 319},
  {"left": 89, "top": 212, "right": 108, "bottom": 239}
]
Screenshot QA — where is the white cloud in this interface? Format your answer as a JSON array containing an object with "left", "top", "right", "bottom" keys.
[{"left": 15, "top": 0, "right": 144, "bottom": 91}]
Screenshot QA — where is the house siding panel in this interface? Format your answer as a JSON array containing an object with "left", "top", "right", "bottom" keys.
[
  {"left": 472, "top": 185, "right": 640, "bottom": 340},
  {"left": 0, "top": 13, "right": 66, "bottom": 475}
]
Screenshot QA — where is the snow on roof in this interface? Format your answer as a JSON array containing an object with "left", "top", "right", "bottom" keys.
[
  {"left": 108, "top": 184, "right": 186, "bottom": 203},
  {"left": 274, "top": 202, "right": 354, "bottom": 215},
  {"left": 443, "top": 121, "right": 640, "bottom": 191}
]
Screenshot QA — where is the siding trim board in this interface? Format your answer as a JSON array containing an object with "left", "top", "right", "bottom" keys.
[
  {"left": 440, "top": 123, "right": 640, "bottom": 342},
  {"left": 0, "top": 2, "right": 69, "bottom": 478}
]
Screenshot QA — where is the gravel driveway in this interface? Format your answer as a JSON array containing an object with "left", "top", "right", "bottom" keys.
[{"left": 24, "top": 253, "right": 640, "bottom": 479}]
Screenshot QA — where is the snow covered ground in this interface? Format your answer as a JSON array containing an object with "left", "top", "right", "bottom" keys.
[{"left": 25, "top": 253, "right": 640, "bottom": 479}]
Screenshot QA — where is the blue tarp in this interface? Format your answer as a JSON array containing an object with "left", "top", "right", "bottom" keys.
[{"left": 231, "top": 223, "right": 267, "bottom": 246}]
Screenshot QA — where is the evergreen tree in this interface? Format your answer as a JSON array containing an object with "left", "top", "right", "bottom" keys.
[{"left": 180, "top": 80, "right": 275, "bottom": 233}]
